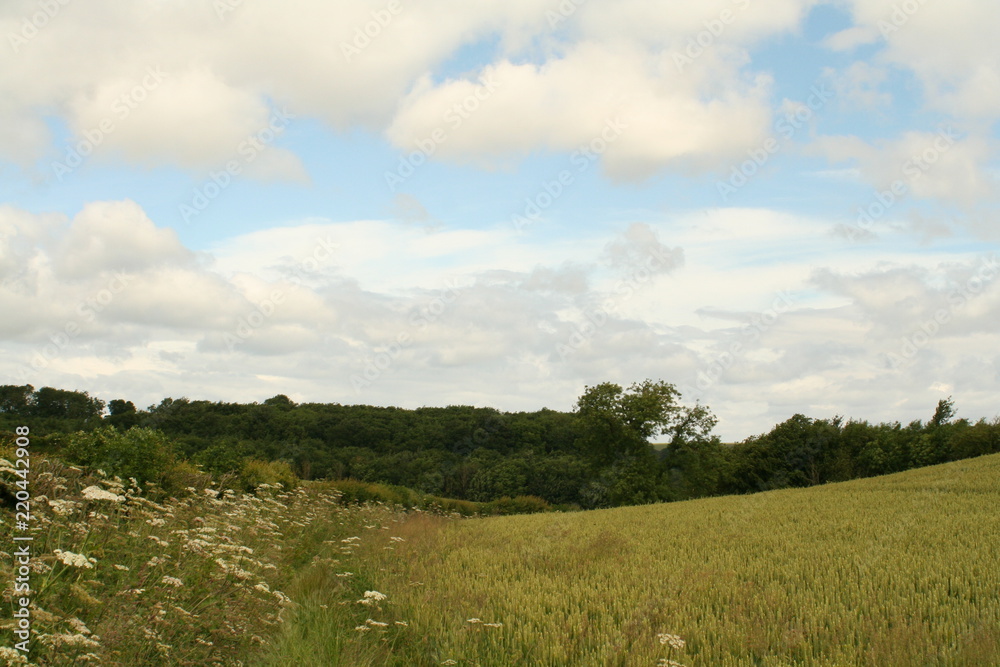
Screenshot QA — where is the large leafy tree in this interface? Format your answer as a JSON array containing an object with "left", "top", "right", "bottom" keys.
[{"left": 574, "top": 379, "right": 684, "bottom": 465}]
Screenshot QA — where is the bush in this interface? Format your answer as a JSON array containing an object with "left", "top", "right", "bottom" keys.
[
  {"left": 239, "top": 458, "right": 298, "bottom": 492},
  {"left": 62, "top": 426, "right": 175, "bottom": 487},
  {"left": 484, "top": 495, "right": 552, "bottom": 515},
  {"left": 425, "top": 496, "right": 481, "bottom": 516},
  {"left": 161, "top": 460, "right": 213, "bottom": 494}
]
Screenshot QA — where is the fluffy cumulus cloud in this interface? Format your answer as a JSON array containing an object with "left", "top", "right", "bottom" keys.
[
  {"left": 0, "top": 0, "right": 808, "bottom": 180},
  {"left": 1, "top": 199, "right": 997, "bottom": 440},
  {"left": 1, "top": 2, "right": 998, "bottom": 440}
]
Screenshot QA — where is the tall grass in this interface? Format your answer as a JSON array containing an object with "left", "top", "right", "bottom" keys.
[
  {"left": 272, "top": 454, "right": 1000, "bottom": 666},
  {"left": 4, "top": 451, "right": 999, "bottom": 665}
]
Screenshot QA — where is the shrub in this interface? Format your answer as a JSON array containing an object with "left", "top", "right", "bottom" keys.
[
  {"left": 62, "top": 426, "right": 175, "bottom": 487},
  {"left": 239, "top": 458, "right": 298, "bottom": 492},
  {"left": 484, "top": 495, "right": 552, "bottom": 515}
]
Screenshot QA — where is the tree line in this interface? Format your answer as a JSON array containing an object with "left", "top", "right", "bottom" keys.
[{"left": 1, "top": 382, "right": 997, "bottom": 509}]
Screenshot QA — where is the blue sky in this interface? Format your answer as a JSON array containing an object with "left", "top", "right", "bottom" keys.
[{"left": 1, "top": 0, "right": 998, "bottom": 440}]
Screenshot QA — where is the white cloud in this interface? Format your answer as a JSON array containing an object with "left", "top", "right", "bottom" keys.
[{"left": 4, "top": 201, "right": 997, "bottom": 440}]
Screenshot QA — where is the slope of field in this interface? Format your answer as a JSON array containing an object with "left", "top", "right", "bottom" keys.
[{"left": 261, "top": 454, "right": 1000, "bottom": 666}]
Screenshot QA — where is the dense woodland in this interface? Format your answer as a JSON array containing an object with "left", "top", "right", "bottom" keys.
[{"left": 2, "top": 382, "right": 998, "bottom": 509}]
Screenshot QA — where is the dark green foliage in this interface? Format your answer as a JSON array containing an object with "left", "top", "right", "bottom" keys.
[
  {"left": 483, "top": 495, "right": 552, "bottom": 515},
  {"left": 62, "top": 426, "right": 176, "bottom": 487},
  {"left": 2, "top": 382, "right": 998, "bottom": 511}
]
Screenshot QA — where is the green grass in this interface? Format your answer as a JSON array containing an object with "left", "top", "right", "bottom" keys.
[
  {"left": 4, "top": 450, "right": 1000, "bottom": 666},
  {"left": 262, "top": 454, "right": 1000, "bottom": 666}
]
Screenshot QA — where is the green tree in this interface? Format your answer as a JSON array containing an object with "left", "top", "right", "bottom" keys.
[{"left": 575, "top": 379, "right": 681, "bottom": 466}]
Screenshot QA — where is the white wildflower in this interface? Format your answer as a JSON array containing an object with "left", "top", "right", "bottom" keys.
[
  {"left": 53, "top": 549, "right": 96, "bottom": 569},
  {"left": 81, "top": 485, "right": 124, "bottom": 502},
  {"left": 67, "top": 618, "right": 92, "bottom": 635},
  {"left": 358, "top": 590, "right": 387, "bottom": 606},
  {"left": 161, "top": 576, "right": 184, "bottom": 587}
]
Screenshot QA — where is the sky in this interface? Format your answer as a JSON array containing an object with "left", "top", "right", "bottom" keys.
[{"left": 1, "top": 0, "right": 998, "bottom": 441}]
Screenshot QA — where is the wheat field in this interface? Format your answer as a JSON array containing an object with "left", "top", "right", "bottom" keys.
[{"left": 261, "top": 454, "right": 1000, "bottom": 666}]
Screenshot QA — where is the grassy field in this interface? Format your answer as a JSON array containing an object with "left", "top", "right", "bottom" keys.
[
  {"left": 3, "top": 452, "right": 999, "bottom": 665},
  {"left": 261, "top": 454, "right": 1000, "bottom": 666}
]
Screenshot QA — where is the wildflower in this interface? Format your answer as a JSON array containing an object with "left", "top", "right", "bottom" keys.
[
  {"left": 484, "top": 622, "right": 503, "bottom": 628},
  {"left": 42, "top": 633, "right": 101, "bottom": 649},
  {"left": 254, "top": 583, "right": 271, "bottom": 594},
  {"left": 358, "top": 590, "right": 387, "bottom": 605},
  {"left": 113, "top": 564, "right": 130, "bottom": 571},
  {"left": 147, "top": 556, "right": 169, "bottom": 567},
  {"left": 81, "top": 485, "right": 124, "bottom": 502},
  {"left": 0, "top": 647, "right": 27, "bottom": 665},
  {"left": 203, "top": 488, "right": 219, "bottom": 498},
  {"left": 161, "top": 576, "right": 184, "bottom": 587},
  {"left": 47, "top": 499, "right": 78, "bottom": 515},
  {"left": 467, "top": 618, "right": 482, "bottom": 624},
  {"left": 657, "top": 661, "right": 685, "bottom": 667},
  {"left": 335, "top": 572, "right": 354, "bottom": 577},
  {"left": 390, "top": 536, "right": 405, "bottom": 542},
  {"left": 441, "top": 661, "right": 458, "bottom": 666},
  {"left": 67, "top": 618, "right": 92, "bottom": 635},
  {"left": 365, "top": 619, "right": 389, "bottom": 627},
  {"left": 53, "top": 549, "right": 96, "bottom": 569},
  {"left": 354, "top": 625, "right": 371, "bottom": 632},
  {"left": 657, "top": 633, "right": 685, "bottom": 651},
  {"left": 394, "top": 620, "right": 409, "bottom": 627}
]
